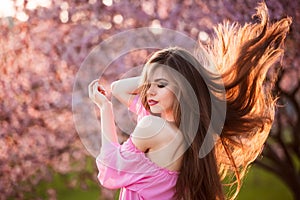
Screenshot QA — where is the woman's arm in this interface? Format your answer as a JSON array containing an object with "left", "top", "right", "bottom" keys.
[
  {"left": 100, "top": 102, "right": 118, "bottom": 144},
  {"left": 111, "top": 76, "right": 141, "bottom": 107},
  {"left": 89, "top": 80, "right": 118, "bottom": 144}
]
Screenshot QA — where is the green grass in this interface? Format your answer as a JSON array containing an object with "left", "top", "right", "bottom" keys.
[
  {"left": 20, "top": 156, "right": 102, "bottom": 200},
  {"left": 237, "top": 166, "right": 293, "bottom": 200},
  {"left": 19, "top": 172, "right": 101, "bottom": 200},
  {"left": 55, "top": 184, "right": 100, "bottom": 200}
]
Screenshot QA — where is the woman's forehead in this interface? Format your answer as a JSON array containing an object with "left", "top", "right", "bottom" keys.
[{"left": 148, "top": 67, "right": 174, "bottom": 82}]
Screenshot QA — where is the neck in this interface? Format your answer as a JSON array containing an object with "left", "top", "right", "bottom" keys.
[{"left": 161, "top": 112, "right": 175, "bottom": 123}]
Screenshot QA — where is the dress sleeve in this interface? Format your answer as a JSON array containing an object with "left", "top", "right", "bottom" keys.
[
  {"left": 96, "top": 138, "right": 156, "bottom": 190},
  {"left": 128, "top": 95, "right": 149, "bottom": 122}
]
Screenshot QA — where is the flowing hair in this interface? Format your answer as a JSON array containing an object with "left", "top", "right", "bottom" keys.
[
  {"left": 138, "top": 2, "right": 291, "bottom": 200},
  {"left": 209, "top": 2, "right": 292, "bottom": 198}
]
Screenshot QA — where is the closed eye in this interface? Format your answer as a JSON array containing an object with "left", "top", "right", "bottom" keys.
[{"left": 157, "top": 83, "right": 168, "bottom": 88}]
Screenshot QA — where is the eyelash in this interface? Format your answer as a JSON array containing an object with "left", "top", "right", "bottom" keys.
[
  {"left": 147, "top": 82, "right": 168, "bottom": 88},
  {"left": 157, "top": 83, "right": 167, "bottom": 88}
]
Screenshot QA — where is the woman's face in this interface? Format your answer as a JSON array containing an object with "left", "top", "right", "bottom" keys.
[{"left": 146, "top": 67, "right": 177, "bottom": 122}]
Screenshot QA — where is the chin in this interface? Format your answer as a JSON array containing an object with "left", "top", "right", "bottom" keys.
[{"left": 149, "top": 108, "right": 162, "bottom": 115}]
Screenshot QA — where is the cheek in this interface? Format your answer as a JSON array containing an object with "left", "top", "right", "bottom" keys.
[{"left": 162, "top": 90, "right": 176, "bottom": 106}]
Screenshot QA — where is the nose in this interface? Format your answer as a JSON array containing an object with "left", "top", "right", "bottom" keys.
[{"left": 147, "top": 84, "right": 156, "bottom": 96}]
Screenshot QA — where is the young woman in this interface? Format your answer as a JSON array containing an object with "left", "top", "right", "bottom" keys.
[{"left": 88, "top": 3, "right": 291, "bottom": 200}]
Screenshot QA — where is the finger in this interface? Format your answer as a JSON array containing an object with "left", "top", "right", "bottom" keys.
[
  {"left": 93, "top": 83, "right": 107, "bottom": 103},
  {"left": 88, "top": 80, "right": 97, "bottom": 93},
  {"left": 88, "top": 79, "right": 99, "bottom": 99},
  {"left": 93, "top": 82, "right": 100, "bottom": 96},
  {"left": 88, "top": 82, "right": 94, "bottom": 99}
]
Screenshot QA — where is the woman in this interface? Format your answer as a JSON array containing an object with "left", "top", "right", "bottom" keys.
[{"left": 88, "top": 3, "right": 291, "bottom": 200}]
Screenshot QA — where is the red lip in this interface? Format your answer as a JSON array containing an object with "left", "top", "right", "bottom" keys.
[{"left": 148, "top": 99, "right": 158, "bottom": 106}]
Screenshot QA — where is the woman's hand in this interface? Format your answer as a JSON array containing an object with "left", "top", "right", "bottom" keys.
[{"left": 88, "top": 79, "right": 110, "bottom": 109}]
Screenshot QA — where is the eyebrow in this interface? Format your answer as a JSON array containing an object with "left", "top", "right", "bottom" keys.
[{"left": 154, "top": 78, "right": 168, "bottom": 82}]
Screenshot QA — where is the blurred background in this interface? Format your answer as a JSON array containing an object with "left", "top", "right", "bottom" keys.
[{"left": 0, "top": 0, "right": 299, "bottom": 199}]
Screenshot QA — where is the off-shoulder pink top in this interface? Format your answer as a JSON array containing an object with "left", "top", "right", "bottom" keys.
[{"left": 96, "top": 96, "right": 179, "bottom": 199}]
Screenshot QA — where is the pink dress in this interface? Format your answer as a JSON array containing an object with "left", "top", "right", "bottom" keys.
[{"left": 96, "top": 96, "right": 179, "bottom": 199}]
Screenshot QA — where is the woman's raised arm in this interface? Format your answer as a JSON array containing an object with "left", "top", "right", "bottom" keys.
[
  {"left": 88, "top": 80, "right": 118, "bottom": 144},
  {"left": 111, "top": 76, "right": 141, "bottom": 107}
]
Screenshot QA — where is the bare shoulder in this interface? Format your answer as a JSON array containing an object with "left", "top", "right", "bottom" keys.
[
  {"left": 131, "top": 115, "right": 170, "bottom": 152},
  {"left": 136, "top": 115, "right": 166, "bottom": 132}
]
